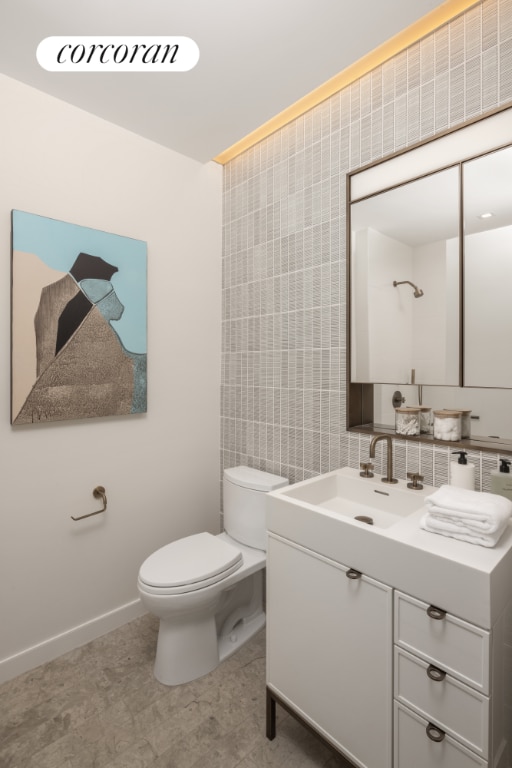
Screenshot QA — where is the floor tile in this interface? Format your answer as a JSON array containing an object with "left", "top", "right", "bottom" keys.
[{"left": 0, "top": 615, "right": 352, "bottom": 768}]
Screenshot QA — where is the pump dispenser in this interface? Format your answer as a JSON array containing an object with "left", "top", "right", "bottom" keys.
[
  {"left": 491, "top": 458, "right": 512, "bottom": 501},
  {"left": 450, "top": 450, "right": 475, "bottom": 490}
]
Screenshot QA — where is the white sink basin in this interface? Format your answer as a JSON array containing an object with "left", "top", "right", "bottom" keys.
[
  {"left": 278, "top": 467, "right": 430, "bottom": 528},
  {"left": 267, "top": 465, "right": 512, "bottom": 628}
]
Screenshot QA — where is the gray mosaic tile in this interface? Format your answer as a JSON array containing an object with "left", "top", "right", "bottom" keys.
[{"left": 221, "top": 0, "right": 512, "bottom": 493}]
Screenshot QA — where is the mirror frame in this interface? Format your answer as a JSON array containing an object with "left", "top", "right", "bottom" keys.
[{"left": 347, "top": 103, "right": 512, "bottom": 455}]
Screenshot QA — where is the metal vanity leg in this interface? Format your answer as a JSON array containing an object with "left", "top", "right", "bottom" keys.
[{"left": 266, "top": 687, "right": 276, "bottom": 740}]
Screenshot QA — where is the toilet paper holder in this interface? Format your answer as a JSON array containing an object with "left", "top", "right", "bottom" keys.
[{"left": 71, "top": 486, "right": 107, "bottom": 521}]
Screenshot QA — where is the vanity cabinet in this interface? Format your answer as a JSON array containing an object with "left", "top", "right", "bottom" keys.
[
  {"left": 394, "top": 703, "right": 487, "bottom": 768},
  {"left": 393, "top": 591, "right": 493, "bottom": 767},
  {"left": 266, "top": 533, "right": 393, "bottom": 768},
  {"left": 266, "top": 536, "right": 512, "bottom": 768}
]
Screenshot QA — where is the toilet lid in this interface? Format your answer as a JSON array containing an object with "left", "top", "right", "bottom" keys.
[{"left": 138, "top": 532, "right": 243, "bottom": 593}]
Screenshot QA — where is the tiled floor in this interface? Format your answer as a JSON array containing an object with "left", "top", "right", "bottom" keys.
[{"left": 0, "top": 615, "right": 352, "bottom": 768}]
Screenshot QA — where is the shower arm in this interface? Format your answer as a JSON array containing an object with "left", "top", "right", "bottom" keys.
[{"left": 393, "top": 280, "right": 424, "bottom": 298}]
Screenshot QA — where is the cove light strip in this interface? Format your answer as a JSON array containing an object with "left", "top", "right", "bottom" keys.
[{"left": 214, "top": 0, "right": 481, "bottom": 165}]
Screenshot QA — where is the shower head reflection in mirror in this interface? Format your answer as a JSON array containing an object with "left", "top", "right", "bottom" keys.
[{"left": 393, "top": 279, "right": 424, "bottom": 298}]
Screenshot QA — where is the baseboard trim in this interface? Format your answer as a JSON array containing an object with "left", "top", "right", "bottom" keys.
[{"left": 0, "top": 599, "right": 147, "bottom": 684}]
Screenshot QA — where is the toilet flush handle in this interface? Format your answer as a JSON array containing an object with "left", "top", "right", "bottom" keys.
[{"left": 71, "top": 486, "right": 107, "bottom": 521}]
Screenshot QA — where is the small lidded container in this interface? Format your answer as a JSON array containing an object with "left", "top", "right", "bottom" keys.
[
  {"left": 395, "top": 407, "right": 421, "bottom": 436},
  {"left": 409, "top": 405, "right": 432, "bottom": 434},
  {"left": 433, "top": 410, "right": 462, "bottom": 441}
]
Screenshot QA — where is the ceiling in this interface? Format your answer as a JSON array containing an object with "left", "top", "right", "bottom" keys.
[{"left": 1, "top": 0, "right": 450, "bottom": 163}]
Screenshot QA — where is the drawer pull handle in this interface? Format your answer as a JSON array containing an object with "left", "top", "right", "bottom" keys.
[
  {"left": 427, "top": 605, "right": 446, "bottom": 620},
  {"left": 346, "top": 568, "right": 362, "bottom": 580},
  {"left": 426, "top": 723, "right": 446, "bottom": 743},
  {"left": 427, "top": 664, "right": 446, "bottom": 682}
]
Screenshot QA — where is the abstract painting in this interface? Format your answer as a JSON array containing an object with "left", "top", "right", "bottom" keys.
[{"left": 11, "top": 210, "right": 147, "bottom": 425}]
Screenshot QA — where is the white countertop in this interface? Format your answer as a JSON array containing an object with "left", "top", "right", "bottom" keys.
[{"left": 267, "top": 466, "right": 512, "bottom": 628}]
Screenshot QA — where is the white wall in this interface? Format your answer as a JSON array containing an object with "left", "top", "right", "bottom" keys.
[
  {"left": 0, "top": 74, "right": 222, "bottom": 682},
  {"left": 353, "top": 230, "right": 460, "bottom": 387},
  {"left": 465, "top": 226, "right": 512, "bottom": 387},
  {"left": 411, "top": 239, "right": 460, "bottom": 385},
  {"left": 368, "top": 230, "right": 413, "bottom": 383},
  {"left": 352, "top": 228, "right": 413, "bottom": 383}
]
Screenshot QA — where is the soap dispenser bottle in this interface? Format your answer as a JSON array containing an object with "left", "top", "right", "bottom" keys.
[
  {"left": 490, "top": 458, "right": 512, "bottom": 501},
  {"left": 450, "top": 450, "right": 475, "bottom": 490}
]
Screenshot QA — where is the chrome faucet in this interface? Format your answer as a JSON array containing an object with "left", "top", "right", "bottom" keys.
[{"left": 369, "top": 435, "right": 398, "bottom": 484}]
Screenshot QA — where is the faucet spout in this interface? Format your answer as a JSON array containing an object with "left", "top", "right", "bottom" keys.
[{"left": 369, "top": 435, "right": 398, "bottom": 484}]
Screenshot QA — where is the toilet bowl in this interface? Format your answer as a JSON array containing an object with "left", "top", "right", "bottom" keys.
[{"left": 137, "top": 466, "right": 288, "bottom": 685}]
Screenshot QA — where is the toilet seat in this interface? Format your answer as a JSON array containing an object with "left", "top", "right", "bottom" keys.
[{"left": 138, "top": 532, "right": 243, "bottom": 595}]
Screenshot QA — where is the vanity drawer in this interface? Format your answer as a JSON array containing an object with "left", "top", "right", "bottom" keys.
[
  {"left": 394, "top": 591, "right": 490, "bottom": 693},
  {"left": 394, "top": 702, "right": 487, "bottom": 768},
  {"left": 394, "top": 647, "right": 489, "bottom": 758}
]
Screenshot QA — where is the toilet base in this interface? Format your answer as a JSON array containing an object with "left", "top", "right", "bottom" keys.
[
  {"left": 153, "top": 608, "right": 266, "bottom": 686},
  {"left": 154, "top": 610, "right": 219, "bottom": 686},
  {"left": 218, "top": 610, "right": 266, "bottom": 663},
  {"left": 152, "top": 568, "right": 265, "bottom": 686}
]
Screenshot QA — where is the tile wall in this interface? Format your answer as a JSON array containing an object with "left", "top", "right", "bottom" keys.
[{"left": 221, "top": 0, "right": 512, "bottom": 490}]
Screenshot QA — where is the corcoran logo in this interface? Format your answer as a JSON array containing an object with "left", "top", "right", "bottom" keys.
[{"left": 37, "top": 36, "right": 200, "bottom": 72}]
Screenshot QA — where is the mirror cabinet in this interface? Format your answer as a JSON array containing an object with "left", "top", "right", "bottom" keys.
[{"left": 348, "top": 104, "right": 512, "bottom": 452}]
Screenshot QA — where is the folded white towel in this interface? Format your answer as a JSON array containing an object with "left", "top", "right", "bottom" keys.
[
  {"left": 424, "top": 485, "right": 512, "bottom": 533},
  {"left": 420, "top": 512, "right": 508, "bottom": 548}
]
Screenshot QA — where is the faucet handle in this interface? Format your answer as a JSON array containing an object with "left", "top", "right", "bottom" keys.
[
  {"left": 407, "top": 471, "right": 424, "bottom": 490},
  {"left": 360, "top": 462, "right": 374, "bottom": 478}
]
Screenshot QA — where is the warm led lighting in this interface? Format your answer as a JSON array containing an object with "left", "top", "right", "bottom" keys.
[
  {"left": 214, "top": 0, "right": 481, "bottom": 165},
  {"left": 479, "top": 212, "right": 494, "bottom": 219}
]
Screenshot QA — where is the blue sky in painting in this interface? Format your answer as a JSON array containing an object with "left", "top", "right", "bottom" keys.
[{"left": 12, "top": 210, "right": 147, "bottom": 353}]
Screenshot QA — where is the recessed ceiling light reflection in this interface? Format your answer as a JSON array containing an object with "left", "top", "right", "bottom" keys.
[{"left": 478, "top": 212, "right": 494, "bottom": 219}]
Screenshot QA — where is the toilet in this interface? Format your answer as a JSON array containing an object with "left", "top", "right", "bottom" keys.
[{"left": 137, "top": 466, "right": 288, "bottom": 685}]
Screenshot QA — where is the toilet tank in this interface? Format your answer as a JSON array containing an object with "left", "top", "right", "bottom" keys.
[{"left": 223, "top": 466, "right": 288, "bottom": 551}]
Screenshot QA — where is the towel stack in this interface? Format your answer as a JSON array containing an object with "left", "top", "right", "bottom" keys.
[{"left": 421, "top": 485, "right": 512, "bottom": 548}]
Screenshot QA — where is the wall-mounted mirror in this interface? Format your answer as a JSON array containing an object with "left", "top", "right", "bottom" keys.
[
  {"left": 464, "top": 145, "right": 512, "bottom": 388},
  {"left": 350, "top": 167, "right": 460, "bottom": 386},
  {"left": 348, "top": 105, "right": 512, "bottom": 451}
]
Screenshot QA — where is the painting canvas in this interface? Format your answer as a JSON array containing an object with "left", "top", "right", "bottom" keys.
[{"left": 11, "top": 210, "right": 147, "bottom": 425}]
